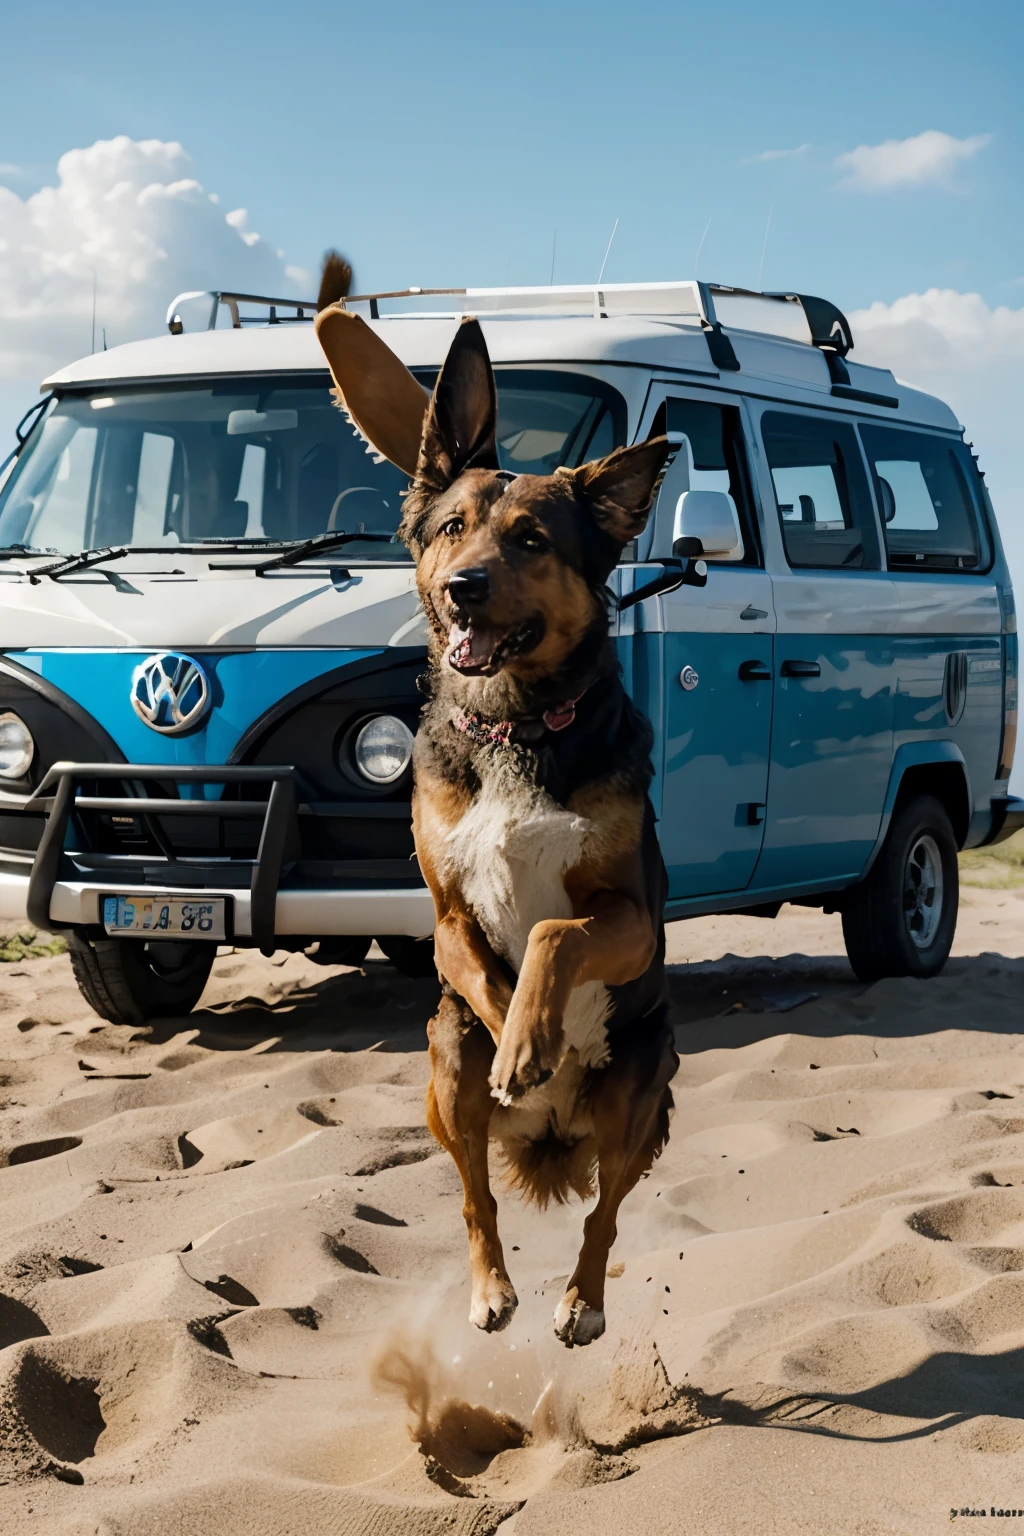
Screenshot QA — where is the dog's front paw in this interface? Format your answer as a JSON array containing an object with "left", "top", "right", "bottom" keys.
[
  {"left": 489, "top": 1015, "right": 562, "bottom": 1105},
  {"left": 469, "top": 1268, "right": 518, "bottom": 1332},
  {"left": 553, "top": 1286, "right": 605, "bottom": 1348}
]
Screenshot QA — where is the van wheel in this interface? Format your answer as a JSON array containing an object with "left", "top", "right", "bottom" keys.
[
  {"left": 375, "top": 934, "right": 437, "bottom": 978},
  {"left": 841, "top": 795, "right": 959, "bottom": 982},
  {"left": 67, "top": 931, "right": 216, "bottom": 1025}
]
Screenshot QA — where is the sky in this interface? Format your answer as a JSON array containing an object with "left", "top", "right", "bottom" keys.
[{"left": 0, "top": 0, "right": 1021, "bottom": 588}]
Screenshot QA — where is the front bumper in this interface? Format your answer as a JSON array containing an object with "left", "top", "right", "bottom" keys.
[
  {"left": 0, "top": 867, "right": 434, "bottom": 940},
  {"left": 12, "top": 760, "right": 433, "bottom": 950}
]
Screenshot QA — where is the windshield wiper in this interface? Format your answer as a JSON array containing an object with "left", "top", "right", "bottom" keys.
[
  {"left": 183, "top": 536, "right": 283, "bottom": 546},
  {"left": 0, "top": 543, "right": 62, "bottom": 560},
  {"left": 208, "top": 529, "right": 396, "bottom": 576},
  {"left": 28, "top": 546, "right": 130, "bottom": 584}
]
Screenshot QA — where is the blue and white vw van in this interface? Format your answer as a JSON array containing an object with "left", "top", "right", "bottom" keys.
[{"left": 0, "top": 280, "right": 1019, "bottom": 1022}]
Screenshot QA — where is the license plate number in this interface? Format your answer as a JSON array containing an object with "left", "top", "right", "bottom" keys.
[{"left": 102, "top": 895, "right": 226, "bottom": 940}]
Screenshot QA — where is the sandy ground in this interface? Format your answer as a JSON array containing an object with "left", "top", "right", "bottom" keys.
[{"left": 0, "top": 880, "right": 1022, "bottom": 1534}]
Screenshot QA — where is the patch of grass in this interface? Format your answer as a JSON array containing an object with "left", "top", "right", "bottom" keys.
[
  {"left": 0, "top": 928, "right": 68, "bottom": 963},
  {"left": 960, "top": 828, "right": 1024, "bottom": 888}
]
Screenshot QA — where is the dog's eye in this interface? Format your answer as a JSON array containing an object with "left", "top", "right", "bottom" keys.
[
  {"left": 516, "top": 529, "right": 548, "bottom": 553},
  {"left": 441, "top": 517, "right": 465, "bottom": 539}
]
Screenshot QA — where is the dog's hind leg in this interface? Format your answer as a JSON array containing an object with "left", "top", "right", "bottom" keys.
[
  {"left": 554, "top": 1029, "right": 677, "bottom": 1347},
  {"left": 426, "top": 988, "right": 518, "bottom": 1332}
]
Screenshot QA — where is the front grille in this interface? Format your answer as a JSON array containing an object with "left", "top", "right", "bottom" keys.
[{"left": 6, "top": 652, "right": 428, "bottom": 948}]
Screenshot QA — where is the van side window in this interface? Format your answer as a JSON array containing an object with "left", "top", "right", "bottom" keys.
[
  {"left": 761, "top": 412, "right": 878, "bottom": 571},
  {"left": 664, "top": 398, "right": 759, "bottom": 563},
  {"left": 859, "top": 425, "right": 990, "bottom": 572}
]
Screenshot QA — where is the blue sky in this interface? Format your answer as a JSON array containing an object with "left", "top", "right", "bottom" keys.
[
  {"left": 0, "top": 0, "right": 1019, "bottom": 307},
  {"left": 0, "top": 0, "right": 1020, "bottom": 613}
]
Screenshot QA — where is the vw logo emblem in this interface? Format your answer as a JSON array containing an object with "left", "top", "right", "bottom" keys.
[
  {"left": 679, "top": 664, "right": 700, "bottom": 692},
  {"left": 130, "top": 653, "right": 211, "bottom": 735}
]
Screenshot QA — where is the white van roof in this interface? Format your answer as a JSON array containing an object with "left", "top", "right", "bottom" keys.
[{"left": 41, "top": 280, "right": 961, "bottom": 433}]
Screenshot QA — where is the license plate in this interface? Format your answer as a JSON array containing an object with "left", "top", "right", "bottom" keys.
[{"left": 102, "top": 895, "right": 226, "bottom": 940}]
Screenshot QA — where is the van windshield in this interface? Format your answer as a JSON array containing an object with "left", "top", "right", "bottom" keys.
[{"left": 0, "top": 370, "right": 624, "bottom": 560}]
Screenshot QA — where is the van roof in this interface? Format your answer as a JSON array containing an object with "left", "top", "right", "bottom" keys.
[{"left": 41, "top": 280, "right": 961, "bottom": 433}]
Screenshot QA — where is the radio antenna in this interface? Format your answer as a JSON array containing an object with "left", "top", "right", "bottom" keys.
[
  {"left": 758, "top": 202, "right": 774, "bottom": 289},
  {"left": 694, "top": 217, "right": 712, "bottom": 276},
  {"left": 597, "top": 218, "right": 619, "bottom": 285}
]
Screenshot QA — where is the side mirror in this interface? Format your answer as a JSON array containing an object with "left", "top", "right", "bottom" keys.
[{"left": 672, "top": 489, "right": 743, "bottom": 562}]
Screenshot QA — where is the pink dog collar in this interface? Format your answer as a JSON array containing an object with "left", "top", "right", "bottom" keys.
[{"left": 451, "top": 687, "right": 587, "bottom": 745}]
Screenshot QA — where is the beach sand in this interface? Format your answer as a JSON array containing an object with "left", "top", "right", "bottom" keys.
[{"left": 0, "top": 875, "right": 1023, "bottom": 1533}]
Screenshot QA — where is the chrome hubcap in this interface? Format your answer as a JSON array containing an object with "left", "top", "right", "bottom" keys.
[{"left": 904, "top": 834, "right": 943, "bottom": 949}]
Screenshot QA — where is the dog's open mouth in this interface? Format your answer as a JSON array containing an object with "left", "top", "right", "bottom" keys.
[{"left": 446, "top": 617, "right": 545, "bottom": 676}]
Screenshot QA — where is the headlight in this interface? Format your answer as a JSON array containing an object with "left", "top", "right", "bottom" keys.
[
  {"left": 0, "top": 712, "right": 34, "bottom": 780},
  {"left": 352, "top": 715, "right": 414, "bottom": 785}
]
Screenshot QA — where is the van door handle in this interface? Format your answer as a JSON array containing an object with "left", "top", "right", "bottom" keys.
[
  {"left": 780, "top": 659, "right": 821, "bottom": 678},
  {"left": 738, "top": 660, "right": 771, "bottom": 681},
  {"left": 740, "top": 605, "right": 768, "bottom": 621}
]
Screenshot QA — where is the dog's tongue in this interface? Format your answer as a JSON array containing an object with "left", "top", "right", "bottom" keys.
[{"left": 448, "top": 623, "right": 498, "bottom": 671}]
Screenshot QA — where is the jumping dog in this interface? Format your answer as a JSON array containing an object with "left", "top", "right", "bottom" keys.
[{"left": 316, "top": 310, "right": 677, "bottom": 1347}]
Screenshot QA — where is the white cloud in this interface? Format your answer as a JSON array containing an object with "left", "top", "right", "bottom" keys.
[
  {"left": 850, "top": 288, "right": 1024, "bottom": 394},
  {"left": 0, "top": 163, "right": 23, "bottom": 178},
  {"left": 225, "top": 207, "right": 262, "bottom": 248},
  {"left": 743, "top": 144, "right": 810, "bottom": 164},
  {"left": 835, "top": 130, "right": 991, "bottom": 191},
  {"left": 849, "top": 289, "right": 1024, "bottom": 495},
  {"left": 0, "top": 136, "right": 312, "bottom": 381}
]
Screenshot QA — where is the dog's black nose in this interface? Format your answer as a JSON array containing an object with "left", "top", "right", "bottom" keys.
[{"left": 446, "top": 566, "right": 490, "bottom": 606}]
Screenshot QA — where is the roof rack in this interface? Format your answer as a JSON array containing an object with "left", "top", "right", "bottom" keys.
[
  {"left": 165, "top": 290, "right": 318, "bottom": 333},
  {"left": 707, "top": 285, "right": 852, "bottom": 354},
  {"left": 163, "top": 280, "right": 855, "bottom": 371}
]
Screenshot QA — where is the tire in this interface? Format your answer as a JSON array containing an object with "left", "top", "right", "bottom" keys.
[
  {"left": 67, "top": 931, "right": 217, "bottom": 1025},
  {"left": 375, "top": 934, "right": 437, "bottom": 978},
  {"left": 841, "top": 794, "right": 959, "bottom": 982},
  {"left": 306, "top": 936, "right": 372, "bottom": 967}
]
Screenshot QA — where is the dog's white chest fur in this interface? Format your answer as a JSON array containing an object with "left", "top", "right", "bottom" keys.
[{"left": 442, "top": 763, "right": 611, "bottom": 1069}]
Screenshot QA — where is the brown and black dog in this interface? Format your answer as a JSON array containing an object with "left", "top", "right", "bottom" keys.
[{"left": 316, "top": 310, "right": 677, "bottom": 1348}]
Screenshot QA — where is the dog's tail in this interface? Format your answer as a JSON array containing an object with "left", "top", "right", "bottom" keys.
[
  {"left": 317, "top": 250, "right": 354, "bottom": 311},
  {"left": 499, "top": 1129, "right": 597, "bottom": 1209}
]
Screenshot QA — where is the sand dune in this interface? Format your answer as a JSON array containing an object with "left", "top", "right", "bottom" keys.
[{"left": 0, "top": 885, "right": 1022, "bottom": 1532}]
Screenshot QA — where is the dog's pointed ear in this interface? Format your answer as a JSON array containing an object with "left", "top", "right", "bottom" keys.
[
  {"left": 314, "top": 306, "right": 429, "bottom": 476},
  {"left": 414, "top": 318, "right": 498, "bottom": 495},
  {"left": 564, "top": 437, "right": 671, "bottom": 547}
]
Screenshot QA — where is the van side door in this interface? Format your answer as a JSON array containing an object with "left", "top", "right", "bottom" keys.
[
  {"left": 750, "top": 406, "right": 898, "bottom": 889},
  {"left": 621, "top": 391, "right": 775, "bottom": 900}
]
